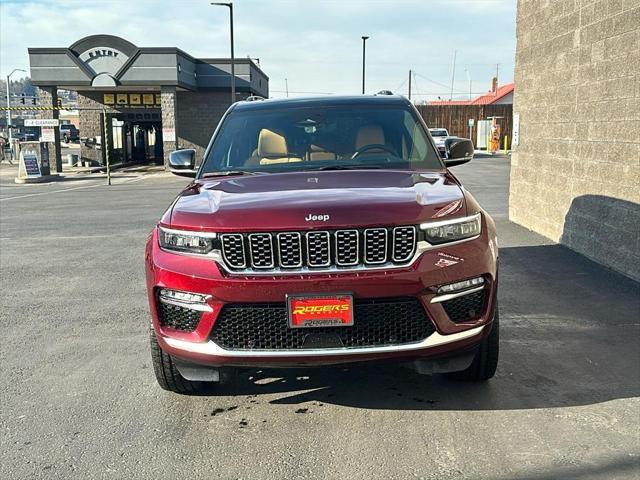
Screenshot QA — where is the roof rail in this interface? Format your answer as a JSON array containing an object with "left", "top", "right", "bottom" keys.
[
  {"left": 375, "top": 90, "right": 394, "bottom": 96},
  {"left": 244, "top": 95, "right": 266, "bottom": 102}
]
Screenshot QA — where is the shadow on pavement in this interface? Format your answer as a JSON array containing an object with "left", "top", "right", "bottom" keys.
[{"left": 206, "top": 243, "right": 640, "bottom": 411}]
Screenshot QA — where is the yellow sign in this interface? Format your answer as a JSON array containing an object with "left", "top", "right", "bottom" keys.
[
  {"left": 155, "top": 94, "right": 162, "bottom": 106},
  {"left": 143, "top": 93, "right": 154, "bottom": 105},
  {"left": 103, "top": 94, "right": 115, "bottom": 105},
  {"left": 129, "top": 93, "right": 141, "bottom": 105},
  {"left": 116, "top": 94, "right": 128, "bottom": 105}
]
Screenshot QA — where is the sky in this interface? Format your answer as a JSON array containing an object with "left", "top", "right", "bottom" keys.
[{"left": 0, "top": 0, "right": 517, "bottom": 101}]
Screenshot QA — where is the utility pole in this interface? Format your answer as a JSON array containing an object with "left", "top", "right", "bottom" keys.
[
  {"left": 5, "top": 68, "right": 26, "bottom": 162},
  {"left": 495, "top": 63, "right": 499, "bottom": 95},
  {"left": 408, "top": 69, "right": 412, "bottom": 100},
  {"left": 449, "top": 50, "right": 457, "bottom": 101},
  {"left": 465, "top": 68, "right": 472, "bottom": 100},
  {"left": 361, "top": 36, "right": 369, "bottom": 94},
  {"left": 285, "top": 78, "right": 289, "bottom": 98},
  {"left": 211, "top": 2, "right": 235, "bottom": 103}
]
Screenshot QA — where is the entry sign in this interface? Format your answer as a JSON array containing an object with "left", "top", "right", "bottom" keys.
[
  {"left": 468, "top": 118, "right": 475, "bottom": 128},
  {"left": 25, "top": 119, "right": 59, "bottom": 127},
  {"left": 162, "top": 127, "right": 176, "bottom": 142},
  {"left": 41, "top": 127, "right": 55, "bottom": 142},
  {"left": 21, "top": 150, "right": 42, "bottom": 177}
]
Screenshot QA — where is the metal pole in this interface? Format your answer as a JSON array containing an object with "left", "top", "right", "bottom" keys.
[
  {"left": 103, "top": 108, "right": 111, "bottom": 186},
  {"left": 285, "top": 78, "right": 289, "bottom": 98},
  {"left": 211, "top": 3, "right": 235, "bottom": 104},
  {"left": 5, "top": 69, "right": 26, "bottom": 162},
  {"left": 449, "top": 50, "right": 457, "bottom": 101},
  {"left": 361, "top": 36, "right": 369, "bottom": 94},
  {"left": 229, "top": 2, "right": 235, "bottom": 103},
  {"left": 5, "top": 76, "right": 11, "bottom": 161},
  {"left": 408, "top": 69, "right": 412, "bottom": 100}
]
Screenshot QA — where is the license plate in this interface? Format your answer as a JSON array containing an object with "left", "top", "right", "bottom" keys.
[{"left": 287, "top": 294, "right": 354, "bottom": 328}]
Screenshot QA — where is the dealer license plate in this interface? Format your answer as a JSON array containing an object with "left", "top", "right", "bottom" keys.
[{"left": 287, "top": 294, "right": 354, "bottom": 328}]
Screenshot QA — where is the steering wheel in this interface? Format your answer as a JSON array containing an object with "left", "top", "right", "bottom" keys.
[{"left": 350, "top": 144, "right": 399, "bottom": 161}]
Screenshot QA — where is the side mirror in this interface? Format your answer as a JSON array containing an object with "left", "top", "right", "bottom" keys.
[
  {"left": 169, "top": 149, "right": 197, "bottom": 177},
  {"left": 444, "top": 138, "right": 474, "bottom": 167}
]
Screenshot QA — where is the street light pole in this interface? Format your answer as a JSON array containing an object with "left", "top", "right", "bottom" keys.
[
  {"left": 361, "top": 36, "right": 369, "bottom": 94},
  {"left": 5, "top": 68, "right": 27, "bottom": 161},
  {"left": 211, "top": 2, "right": 235, "bottom": 104}
]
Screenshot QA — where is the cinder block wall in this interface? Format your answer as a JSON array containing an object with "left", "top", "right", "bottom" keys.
[
  {"left": 176, "top": 91, "right": 249, "bottom": 166},
  {"left": 510, "top": 0, "right": 640, "bottom": 281}
]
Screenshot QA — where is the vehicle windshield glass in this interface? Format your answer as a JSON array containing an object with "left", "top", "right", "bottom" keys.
[
  {"left": 200, "top": 104, "right": 442, "bottom": 175},
  {"left": 429, "top": 129, "right": 447, "bottom": 137}
]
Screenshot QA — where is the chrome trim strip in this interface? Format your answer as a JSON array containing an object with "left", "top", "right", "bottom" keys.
[
  {"left": 158, "top": 296, "right": 213, "bottom": 313},
  {"left": 430, "top": 285, "right": 485, "bottom": 304},
  {"left": 306, "top": 231, "right": 331, "bottom": 267},
  {"left": 363, "top": 228, "right": 388, "bottom": 265},
  {"left": 163, "top": 325, "right": 485, "bottom": 357},
  {"left": 158, "top": 226, "right": 218, "bottom": 238},
  {"left": 220, "top": 233, "right": 247, "bottom": 269},
  {"left": 248, "top": 233, "right": 275, "bottom": 269},
  {"left": 277, "top": 232, "right": 303, "bottom": 268},
  {"left": 420, "top": 212, "right": 482, "bottom": 231},
  {"left": 334, "top": 229, "right": 359, "bottom": 266},
  {"left": 392, "top": 226, "right": 417, "bottom": 262}
]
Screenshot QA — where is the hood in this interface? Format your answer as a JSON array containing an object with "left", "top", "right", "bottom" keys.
[{"left": 167, "top": 170, "right": 465, "bottom": 231}]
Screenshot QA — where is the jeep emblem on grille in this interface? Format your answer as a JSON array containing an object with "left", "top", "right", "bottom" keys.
[{"left": 305, "top": 214, "right": 330, "bottom": 222}]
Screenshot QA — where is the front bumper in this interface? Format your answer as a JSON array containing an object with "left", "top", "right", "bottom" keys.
[{"left": 145, "top": 218, "right": 498, "bottom": 368}]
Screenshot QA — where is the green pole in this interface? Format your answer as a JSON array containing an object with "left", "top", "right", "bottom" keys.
[{"left": 102, "top": 108, "right": 111, "bottom": 185}]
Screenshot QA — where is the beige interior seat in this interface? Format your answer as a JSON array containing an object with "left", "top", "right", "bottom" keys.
[{"left": 256, "top": 129, "right": 302, "bottom": 165}]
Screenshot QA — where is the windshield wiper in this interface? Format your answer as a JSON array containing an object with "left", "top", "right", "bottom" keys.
[
  {"left": 200, "top": 170, "right": 262, "bottom": 178},
  {"left": 313, "top": 164, "right": 383, "bottom": 171}
]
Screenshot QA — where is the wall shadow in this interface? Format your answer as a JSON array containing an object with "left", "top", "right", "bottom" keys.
[
  {"left": 206, "top": 242, "right": 640, "bottom": 411},
  {"left": 561, "top": 194, "right": 639, "bottom": 282}
]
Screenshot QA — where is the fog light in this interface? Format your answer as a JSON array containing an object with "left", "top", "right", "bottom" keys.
[
  {"left": 438, "top": 277, "right": 484, "bottom": 294},
  {"left": 158, "top": 289, "right": 213, "bottom": 313}
]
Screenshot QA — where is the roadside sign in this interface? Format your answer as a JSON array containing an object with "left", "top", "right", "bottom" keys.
[
  {"left": 21, "top": 150, "right": 42, "bottom": 177},
  {"left": 25, "top": 118, "right": 59, "bottom": 127},
  {"left": 41, "top": 127, "right": 55, "bottom": 142},
  {"left": 468, "top": 118, "right": 475, "bottom": 128}
]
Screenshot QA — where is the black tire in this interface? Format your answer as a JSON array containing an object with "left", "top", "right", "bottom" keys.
[
  {"left": 149, "top": 328, "right": 205, "bottom": 394},
  {"left": 447, "top": 308, "right": 499, "bottom": 381}
]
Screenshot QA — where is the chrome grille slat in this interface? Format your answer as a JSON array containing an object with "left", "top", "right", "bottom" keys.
[
  {"left": 364, "top": 228, "right": 388, "bottom": 264},
  {"left": 220, "top": 234, "right": 246, "bottom": 268},
  {"left": 221, "top": 226, "right": 417, "bottom": 273},
  {"left": 335, "top": 230, "right": 359, "bottom": 266},
  {"left": 248, "top": 233, "right": 274, "bottom": 269},
  {"left": 277, "top": 232, "right": 302, "bottom": 268},
  {"left": 392, "top": 226, "right": 417, "bottom": 262},
  {"left": 306, "top": 231, "right": 331, "bottom": 267}
]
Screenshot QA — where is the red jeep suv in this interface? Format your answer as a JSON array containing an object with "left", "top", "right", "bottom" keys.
[{"left": 145, "top": 95, "right": 499, "bottom": 394}]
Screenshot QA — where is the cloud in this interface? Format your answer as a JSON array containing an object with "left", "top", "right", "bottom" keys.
[{"left": 0, "top": 0, "right": 516, "bottom": 99}]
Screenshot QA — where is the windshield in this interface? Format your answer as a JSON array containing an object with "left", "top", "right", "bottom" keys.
[
  {"left": 200, "top": 104, "right": 442, "bottom": 175},
  {"left": 429, "top": 129, "right": 448, "bottom": 137}
]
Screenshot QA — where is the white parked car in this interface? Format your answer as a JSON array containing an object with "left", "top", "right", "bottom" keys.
[{"left": 428, "top": 128, "right": 450, "bottom": 158}]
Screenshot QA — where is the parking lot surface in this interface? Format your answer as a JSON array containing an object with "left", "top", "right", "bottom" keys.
[{"left": 1, "top": 155, "right": 638, "bottom": 479}]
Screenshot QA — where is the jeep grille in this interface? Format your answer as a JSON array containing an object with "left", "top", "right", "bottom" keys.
[{"left": 219, "top": 227, "right": 417, "bottom": 273}]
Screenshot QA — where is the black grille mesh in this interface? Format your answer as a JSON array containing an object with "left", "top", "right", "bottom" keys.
[
  {"left": 364, "top": 229, "right": 388, "bottom": 264},
  {"left": 392, "top": 227, "right": 416, "bottom": 261},
  {"left": 335, "top": 230, "right": 359, "bottom": 265},
  {"left": 210, "top": 297, "right": 434, "bottom": 350},
  {"left": 442, "top": 290, "right": 486, "bottom": 323},
  {"left": 158, "top": 302, "right": 202, "bottom": 332},
  {"left": 221, "top": 234, "right": 246, "bottom": 268},
  {"left": 277, "top": 233, "right": 302, "bottom": 267},
  {"left": 307, "top": 232, "right": 330, "bottom": 266},
  {"left": 249, "top": 234, "right": 274, "bottom": 268}
]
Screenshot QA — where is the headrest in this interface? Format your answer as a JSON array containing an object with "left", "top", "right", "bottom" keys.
[
  {"left": 355, "top": 125, "right": 385, "bottom": 149},
  {"left": 258, "top": 129, "right": 288, "bottom": 158}
]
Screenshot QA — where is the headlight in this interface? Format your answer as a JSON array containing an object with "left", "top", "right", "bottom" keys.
[
  {"left": 158, "top": 226, "right": 217, "bottom": 255},
  {"left": 420, "top": 213, "right": 481, "bottom": 245}
]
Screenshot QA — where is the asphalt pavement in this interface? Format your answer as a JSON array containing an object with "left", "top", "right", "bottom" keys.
[{"left": 1, "top": 154, "right": 638, "bottom": 479}]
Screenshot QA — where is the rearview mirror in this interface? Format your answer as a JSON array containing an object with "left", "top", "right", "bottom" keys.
[
  {"left": 444, "top": 138, "right": 474, "bottom": 167},
  {"left": 169, "top": 149, "right": 197, "bottom": 177}
]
